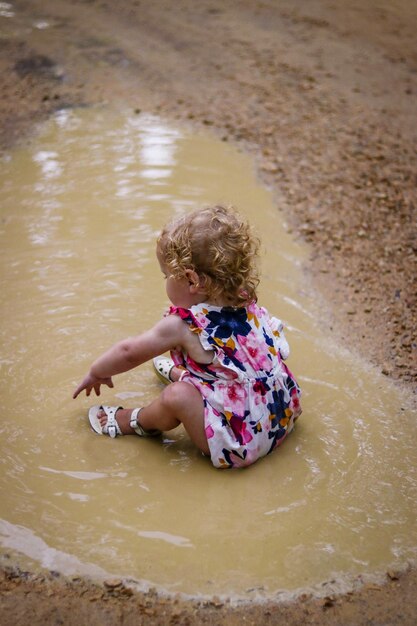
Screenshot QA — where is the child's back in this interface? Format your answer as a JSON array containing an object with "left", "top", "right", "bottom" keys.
[{"left": 169, "top": 300, "right": 301, "bottom": 468}]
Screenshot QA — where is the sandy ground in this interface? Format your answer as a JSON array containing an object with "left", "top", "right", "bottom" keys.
[{"left": 1, "top": 0, "right": 416, "bottom": 623}]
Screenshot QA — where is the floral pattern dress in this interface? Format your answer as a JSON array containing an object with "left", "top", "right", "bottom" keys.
[{"left": 168, "top": 301, "right": 302, "bottom": 469}]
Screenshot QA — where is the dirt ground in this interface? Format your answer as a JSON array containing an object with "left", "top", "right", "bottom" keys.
[{"left": 1, "top": 0, "right": 416, "bottom": 624}]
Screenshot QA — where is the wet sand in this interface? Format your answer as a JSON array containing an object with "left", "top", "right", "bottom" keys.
[{"left": 1, "top": 0, "right": 416, "bottom": 623}]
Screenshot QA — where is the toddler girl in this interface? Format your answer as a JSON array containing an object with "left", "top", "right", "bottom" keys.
[{"left": 73, "top": 205, "right": 301, "bottom": 469}]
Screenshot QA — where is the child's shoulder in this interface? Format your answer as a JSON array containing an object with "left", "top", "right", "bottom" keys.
[{"left": 246, "top": 300, "right": 270, "bottom": 318}]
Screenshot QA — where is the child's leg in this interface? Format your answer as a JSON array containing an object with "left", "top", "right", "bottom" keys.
[
  {"left": 97, "top": 382, "right": 209, "bottom": 455},
  {"left": 169, "top": 366, "right": 184, "bottom": 382}
]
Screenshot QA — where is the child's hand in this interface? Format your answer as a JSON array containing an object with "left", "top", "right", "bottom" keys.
[{"left": 73, "top": 373, "right": 114, "bottom": 399}]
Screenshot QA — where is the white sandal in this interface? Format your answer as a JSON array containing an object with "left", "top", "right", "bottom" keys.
[
  {"left": 88, "top": 405, "right": 161, "bottom": 438},
  {"left": 152, "top": 356, "right": 175, "bottom": 385}
]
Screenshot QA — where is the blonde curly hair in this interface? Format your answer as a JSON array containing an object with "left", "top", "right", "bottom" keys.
[{"left": 158, "top": 205, "right": 260, "bottom": 306}]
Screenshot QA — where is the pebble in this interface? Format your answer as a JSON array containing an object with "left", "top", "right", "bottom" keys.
[
  {"left": 381, "top": 364, "right": 393, "bottom": 376},
  {"left": 104, "top": 578, "right": 123, "bottom": 589},
  {"left": 260, "top": 160, "right": 279, "bottom": 173},
  {"left": 320, "top": 595, "right": 336, "bottom": 608},
  {"left": 88, "top": 593, "right": 104, "bottom": 602},
  {"left": 387, "top": 569, "right": 402, "bottom": 580}
]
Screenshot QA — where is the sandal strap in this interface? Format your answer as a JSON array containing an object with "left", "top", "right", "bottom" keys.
[
  {"left": 130, "top": 408, "right": 161, "bottom": 437},
  {"left": 129, "top": 408, "right": 143, "bottom": 435},
  {"left": 101, "top": 405, "right": 123, "bottom": 438}
]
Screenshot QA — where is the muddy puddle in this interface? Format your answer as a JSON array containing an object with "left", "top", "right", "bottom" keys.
[{"left": 0, "top": 108, "right": 416, "bottom": 601}]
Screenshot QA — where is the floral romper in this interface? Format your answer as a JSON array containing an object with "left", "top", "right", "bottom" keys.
[{"left": 169, "top": 301, "right": 302, "bottom": 469}]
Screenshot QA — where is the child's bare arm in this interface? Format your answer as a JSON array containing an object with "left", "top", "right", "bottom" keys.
[{"left": 73, "top": 315, "right": 190, "bottom": 399}]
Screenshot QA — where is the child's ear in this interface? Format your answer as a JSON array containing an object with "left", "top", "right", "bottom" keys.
[{"left": 184, "top": 269, "right": 201, "bottom": 293}]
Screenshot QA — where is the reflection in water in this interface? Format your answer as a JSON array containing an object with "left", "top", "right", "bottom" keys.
[
  {"left": 0, "top": 108, "right": 416, "bottom": 599},
  {"left": 0, "top": 2, "right": 14, "bottom": 19}
]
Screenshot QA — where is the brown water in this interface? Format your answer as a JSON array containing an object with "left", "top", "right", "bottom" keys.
[{"left": 0, "top": 108, "right": 416, "bottom": 601}]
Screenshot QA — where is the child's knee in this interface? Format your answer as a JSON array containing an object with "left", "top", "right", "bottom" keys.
[
  {"left": 160, "top": 381, "right": 186, "bottom": 409},
  {"left": 160, "top": 381, "right": 200, "bottom": 413}
]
